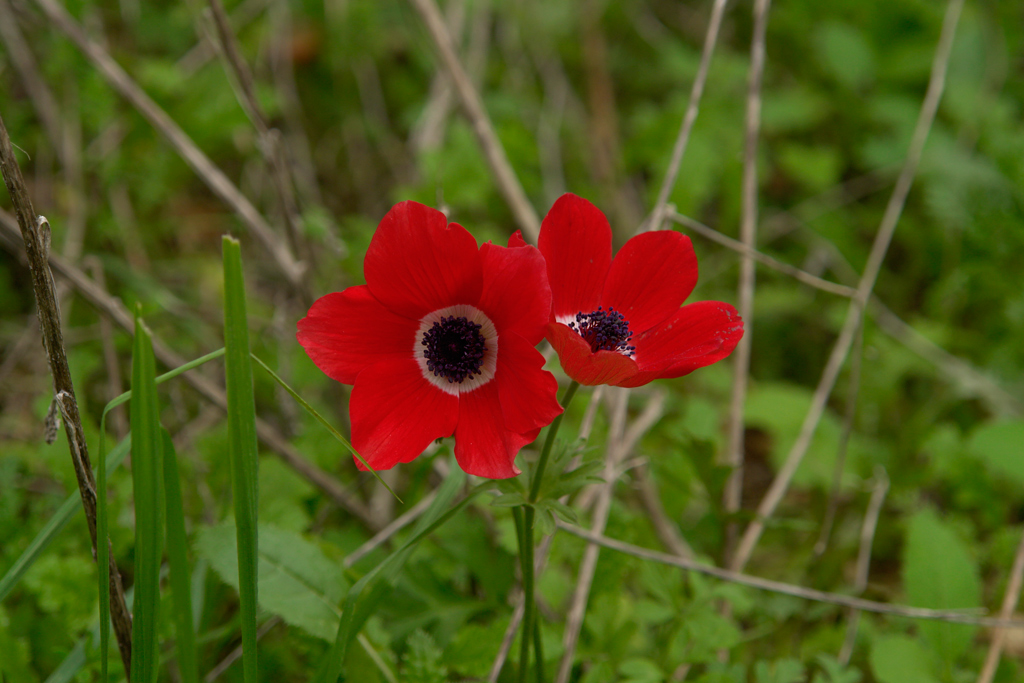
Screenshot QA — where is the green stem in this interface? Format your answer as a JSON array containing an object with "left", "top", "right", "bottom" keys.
[
  {"left": 529, "top": 381, "right": 579, "bottom": 504},
  {"left": 518, "top": 380, "right": 580, "bottom": 683}
]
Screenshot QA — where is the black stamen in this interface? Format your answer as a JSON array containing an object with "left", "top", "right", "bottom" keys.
[
  {"left": 568, "top": 306, "right": 635, "bottom": 357},
  {"left": 421, "top": 315, "right": 487, "bottom": 383}
]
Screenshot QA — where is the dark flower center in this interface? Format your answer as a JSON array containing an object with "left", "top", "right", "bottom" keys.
[
  {"left": 421, "top": 315, "right": 487, "bottom": 383},
  {"left": 569, "top": 307, "right": 635, "bottom": 357}
]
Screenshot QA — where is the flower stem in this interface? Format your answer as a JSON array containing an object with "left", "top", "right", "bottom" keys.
[
  {"left": 529, "top": 380, "right": 579, "bottom": 504},
  {"left": 518, "top": 380, "right": 579, "bottom": 683}
]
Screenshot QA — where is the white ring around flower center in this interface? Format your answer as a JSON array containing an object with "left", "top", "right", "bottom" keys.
[{"left": 415, "top": 304, "right": 498, "bottom": 396}]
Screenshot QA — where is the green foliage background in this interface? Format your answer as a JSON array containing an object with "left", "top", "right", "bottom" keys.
[{"left": 2, "top": 0, "right": 1024, "bottom": 681}]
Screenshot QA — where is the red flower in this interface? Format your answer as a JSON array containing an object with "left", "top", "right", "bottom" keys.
[
  {"left": 536, "top": 194, "right": 743, "bottom": 387},
  {"left": 297, "top": 201, "right": 562, "bottom": 479}
]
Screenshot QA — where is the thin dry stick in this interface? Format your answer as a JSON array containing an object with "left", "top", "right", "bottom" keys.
[
  {"left": 0, "top": 113, "right": 134, "bottom": 677},
  {"left": 406, "top": 0, "right": 541, "bottom": 242},
  {"left": 33, "top": 0, "right": 306, "bottom": 288},
  {"left": 977, "top": 528, "right": 1024, "bottom": 683},
  {"left": 645, "top": 0, "right": 729, "bottom": 234},
  {"left": 724, "top": 0, "right": 771, "bottom": 565},
  {"left": 668, "top": 211, "right": 856, "bottom": 297},
  {"left": 410, "top": 0, "right": 467, "bottom": 154},
  {"left": 814, "top": 321, "right": 865, "bottom": 557},
  {"left": 730, "top": 0, "right": 964, "bottom": 573},
  {"left": 85, "top": 257, "right": 128, "bottom": 438},
  {"left": 0, "top": 210, "right": 376, "bottom": 528},
  {"left": 670, "top": 209, "right": 1020, "bottom": 414},
  {"left": 178, "top": 0, "right": 272, "bottom": 74},
  {"left": 869, "top": 300, "right": 1022, "bottom": 417},
  {"left": 839, "top": 468, "right": 889, "bottom": 664},
  {"left": 0, "top": 0, "right": 65, "bottom": 164},
  {"left": 555, "top": 389, "right": 630, "bottom": 683},
  {"left": 204, "top": 0, "right": 310, "bottom": 277},
  {"left": 205, "top": 617, "right": 281, "bottom": 682},
  {"left": 558, "top": 522, "right": 1024, "bottom": 628}
]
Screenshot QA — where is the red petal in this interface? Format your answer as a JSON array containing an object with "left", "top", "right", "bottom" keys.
[
  {"left": 616, "top": 301, "right": 744, "bottom": 388},
  {"left": 601, "top": 231, "right": 699, "bottom": 334},
  {"left": 546, "top": 322, "right": 638, "bottom": 386},
  {"left": 454, "top": 381, "right": 529, "bottom": 478},
  {"left": 508, "top": 230, "right": 529, "bottom": 248},
  {"left": 478, "top": 242, "right": 551, "bottom": 344},
  {"left": 364, "top": 201, "right": 483, "bottom": 320},
  {"left": 538, "top": 194, "right": 612, "bottom": 321},
  {"left": 297, "top": 286, "right": 417, "bottom": 385},
  {"left": 495, "top": 332, "right": 562, "bottom": 435},
  {"left": 350, "top": 358, "right": 459, "bottom": 470}
]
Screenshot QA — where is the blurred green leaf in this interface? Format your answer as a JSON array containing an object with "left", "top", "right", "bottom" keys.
[{"left": 196, "top": 522, "right": 349, "bottom": 641}]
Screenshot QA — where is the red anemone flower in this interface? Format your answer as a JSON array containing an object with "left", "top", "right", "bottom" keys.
[
  {"left": 297, "top": 201, "right": 562, "bottom": 479},
  {"left": 536, "top": 193, "right": 743, "bottom": 388}
]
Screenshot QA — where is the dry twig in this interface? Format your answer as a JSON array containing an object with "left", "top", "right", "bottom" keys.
[
  {"left": 33, "top": 0, "right": 306, "bottom": 288},
  {"left": 0, "top": 112, "right": 134, "bottom": 677},
  {"left": 977, "top": 528, "right": 1024, "bottom": 683},
  {"left": 839, "top": 468, "right": 889, "bottom": 664},
  {"left": 724, "top": 0, "right": 771, "bottom": 565},
  {"left": 0, "top": 208, "right": 376, "bottom": 528},
  {"left": 559, "top": 522, "right": 1024, "bottom": 628},
  {"left": 556, "top": 389, "right": 643, "bottom": 683},
  {"left": 730, "top": 0, "right": 965, "bottom": 572},
  {"left": 645, "top": 0, "right": 728, "bottom": 233},
  {"left": 406, "top": 0, "right": 541, "bottom": 242}
]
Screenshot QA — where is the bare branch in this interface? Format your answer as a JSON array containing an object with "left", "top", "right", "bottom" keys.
[
  {"left": 0, "top": 112, "right": 134, "bottom": 677},
  {"left": 0, "top": 208, "right": 376, "bottom": 529},
  {"left": 204, "top": 0, "right": 311, "bottom": 290},
  {"left": 559, "top": 522, "right": 1024, "bottom": 628},
  {"left": 645, "top": 0, "right": 728, "bottom": 234},
  {"left": 730, "top": 0, "right": 965, "bottom": 572},
  {"left": 0, "top": 0, "right": 65, "bottom": 163},
  {"left": 555, "top": 388, "right": 630, "bottom": 683},
  {"left": 32, "top": 0, "right": 306, "bottom": 289},
  {"left": 977, "top": 528, "right": 1024, "bottom": 683},
  {"left": 406, "top": 0, "right": 541, "bottom": 242},
  {"left": 725, "top": 0, "right": 771, "bottom": 565},
  {"left": 668, "top": 211, "right": 856, "bottom": 298},
  {"left": 838, "top": 468, "right": 889, "bottom": 664}
]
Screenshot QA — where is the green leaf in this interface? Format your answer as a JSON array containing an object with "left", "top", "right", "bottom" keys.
[
  {"left": 162, "top": 429, "right": 198, "bottom": 683},
  {"left": 401, "top": 630, "right": 448, "bottom": 683},
  {"left": 869, "top": 635, "right": 938, "bottom": 683},
  {"left": 196, "top": 522, "right": 349, "bottom": 640},
  {"left": 967, "top": 419, "right": 1024, "bottom": 486},
  {"left": 619, "top": 657, "right": 664, "bottom": 683},
  {"left": 811, "top": 654, "right": 862, "bottom": 683},
  {"left": 222, "top": 236, "right": 261, "bottom": 682},
  {"left": 902, "top": 509, "right": 981, "bottom": 670},
  {"left": 754, "top": 659, "right": 805, "bottom": 683},
  {"left": 130, "top": 308, "right": 165, "bottom": 683}
]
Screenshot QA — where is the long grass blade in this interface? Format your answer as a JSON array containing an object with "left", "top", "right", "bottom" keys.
[
  {"left": 162, "top": 428, "right": 199, "bottom": 683},
  {"left": 93, "top": 347, "right": 224, "bottom": 678},
  {"left": 313, "top": 466, "right": 481, "bottom": 683},
  {"left": 222, "top": 236, "right": 260, "bottom": 682},
  {"left": 130, "top": 308, "right": 165, "bottom": 683},
  {"left": 250, "top": 353, "right": 400, "bottom": 501}
]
